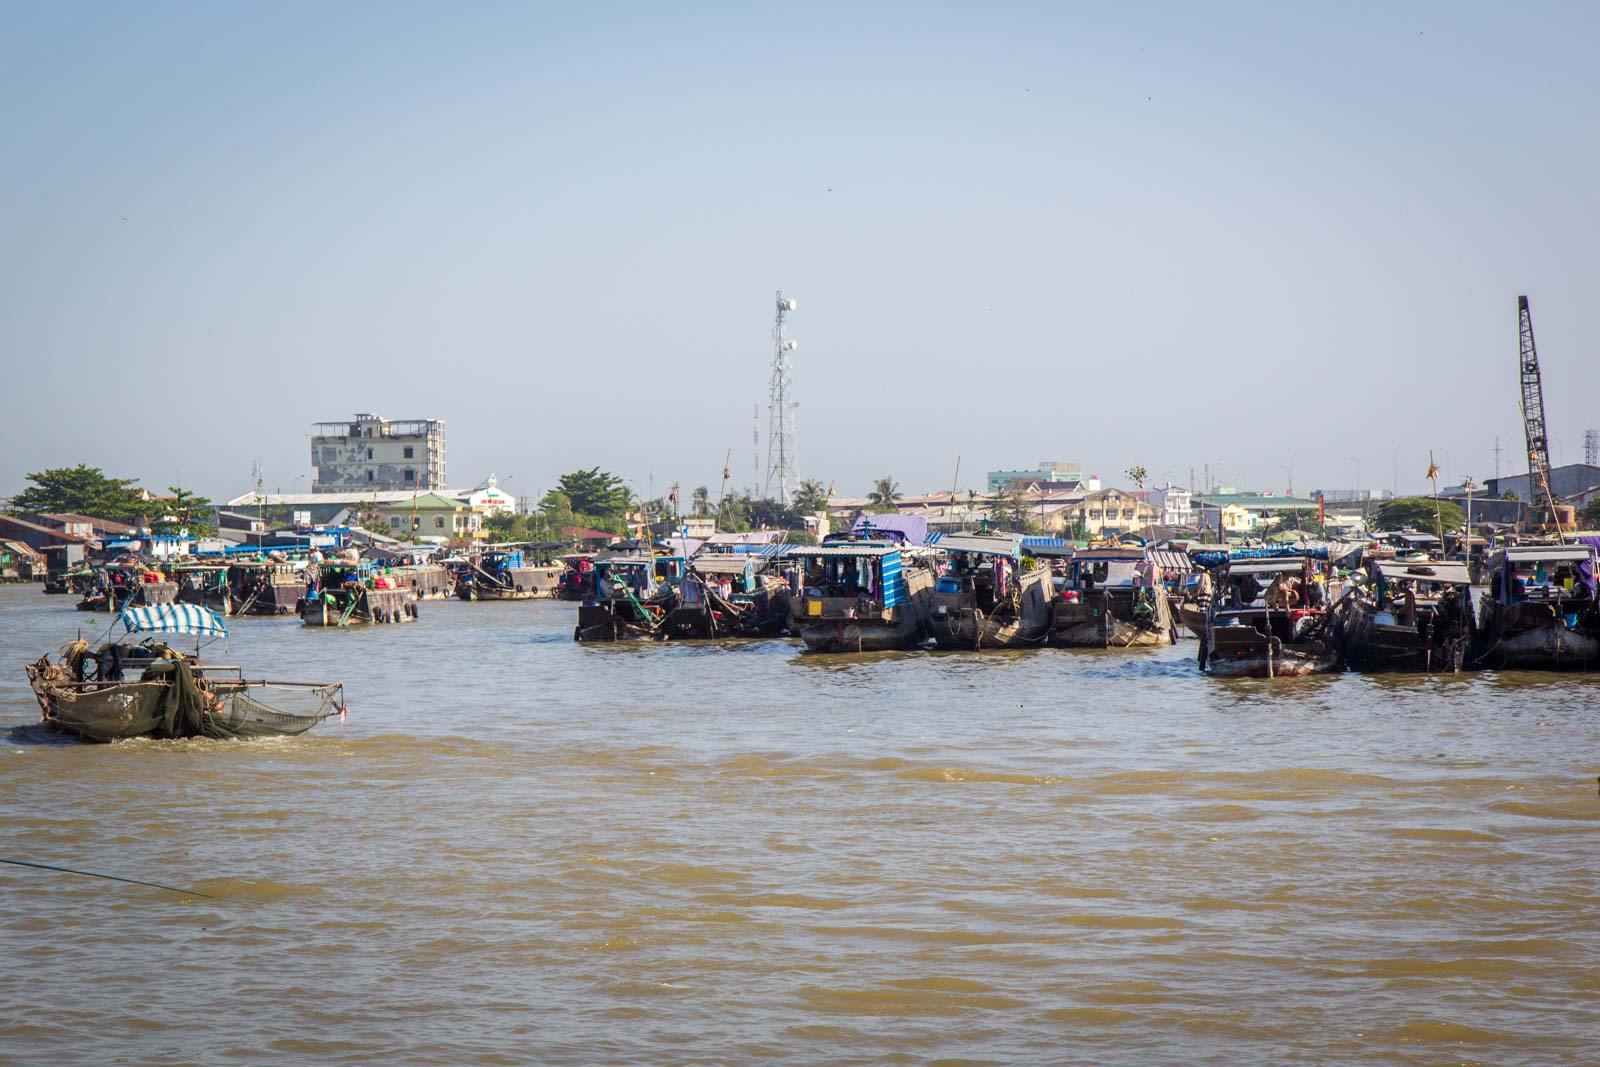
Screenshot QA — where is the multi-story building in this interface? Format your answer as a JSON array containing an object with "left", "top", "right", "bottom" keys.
[
  {"left": 986, "top": 461, "right": 1083, "bottom": 493},
  {"left": 1157, "top": 485, "right": 1194, "bottom": 527},
  {"left": 311, "top": 414, "right": 445, "bottom": 492}
]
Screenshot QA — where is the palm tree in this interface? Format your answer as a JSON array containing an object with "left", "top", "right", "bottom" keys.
[
  {"left": 691, "top": 485, "right": 710, "bottom": 518},
  {"left": 867, "top": 476, "right": 901, "bottom": 511},
  {"left": 792, "top": 478, "right": 828, "bottom": 516}
]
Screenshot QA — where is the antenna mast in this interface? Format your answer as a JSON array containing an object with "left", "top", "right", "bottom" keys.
[{"left": 764, "top": 291, "right": 799, "bottom": 504}]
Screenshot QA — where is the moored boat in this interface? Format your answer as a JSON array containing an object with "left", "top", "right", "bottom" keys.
[
  {"left": 76, "top": 561, "right": 177, "bottom": 613},
  {"left": 227, "top": 558, "right": 305, "bottom": 616},
  {"left": 300, "top": 558, "right": 417, "bottom": 627},
  {"left": 929, "top": 534, "right": 1052, "bottom": 650},
  {"left": 1049, "top": 547, "right": 1175, "bottom": 649},
  {"left": 173, "top": 562, "right": 234, "bottom": 614},
  {"left": 662, "top": 552, "right": 793, "bottom": 639},
  {"left": 1471, "top": 543, "right": 1599, "bottom": 670},
  {"left": 1200, "top": 556, "right": 1337, "bottom": 677},
  {"left": 787, "top": 537, "right": 934, "bottom": 653},
  {"left": 574, "top": 543, "right": 684, "bottom": 641},
  {"left": 456, "top": 542, "right": 566, "bottom": 601},
  {"left": 1335, "top": 558, "right": 1478, "bottom": 672}
]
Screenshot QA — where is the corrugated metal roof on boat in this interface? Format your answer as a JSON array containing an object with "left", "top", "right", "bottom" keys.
[
  {"left": 781, "top": 544, "right": 901, "bottom": 559},
  {"left": 936, "top": 534, "right": 1023, "bottom": 557},
  {"left": 1375, "top": 560, "right": 1472, "bottom": 584}
]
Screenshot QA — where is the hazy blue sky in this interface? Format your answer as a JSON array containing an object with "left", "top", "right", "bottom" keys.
[{"left": 4, "top": 2, "right": 1597, "bottom": 505}]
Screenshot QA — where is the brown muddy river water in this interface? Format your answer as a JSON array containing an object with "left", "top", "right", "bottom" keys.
[{"left": 1, "top": 583, "right": 1597, "bottom": 1065}]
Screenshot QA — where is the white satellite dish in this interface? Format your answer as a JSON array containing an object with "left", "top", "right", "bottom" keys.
[
  {"left": 780, "top": 298, "right": 798, "bottom": 311},
  {"left": 783, "top": 339, "right": 798, "bottom": 351}
]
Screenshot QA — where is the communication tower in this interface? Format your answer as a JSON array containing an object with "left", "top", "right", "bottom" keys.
[
  {"left": 1586, "top": 429, "right": 1598, "bottom": 467},
  {"left": 764, "top": 291, "right": 799, "bottom": 504}
]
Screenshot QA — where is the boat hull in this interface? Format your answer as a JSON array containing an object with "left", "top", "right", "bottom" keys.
[
  {"left": 1050, "top": 590, "right": 1174, "bottom": 649},
  {"left": 796, "top": 618, "right": 925, "bottom": 653},
  {"left": 1205, "top": 630, "right": 1337, "bottom": 678},
  {"left": 301, "top": 588, "right": 416, "bottom": 627}
]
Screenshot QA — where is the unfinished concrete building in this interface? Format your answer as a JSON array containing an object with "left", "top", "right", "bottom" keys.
[{"left": 311, "top": 414, "right": 446, "bottom": 492}]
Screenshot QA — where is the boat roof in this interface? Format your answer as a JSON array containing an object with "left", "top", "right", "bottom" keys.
[
  {"left": 1073, "top": 548, "right": 1147, "bottom": 562},
  {"left": 783, "top": 543, "right": 901, "bottom": 559},
  {"left": 1226, "top": 559, "right": 1306, "bottom": 575},
  {"left": 1375, "top": 560, "right": 1472, "bottom": 585},
  {"left": 1027, "top": 542, "right": 1076, "bottom": 558},
  {"left": 690, "top": 553, "right": 763, "bottom": 575},
  {"left": 1499, "top": 545, "right": 1595, "bottom": 563},
  {"left": 937, "top": 533, "right": 1022, "bottom": 557}
]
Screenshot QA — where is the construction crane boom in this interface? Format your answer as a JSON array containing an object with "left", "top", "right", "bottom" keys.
[
  {"left": 1517, "top": 295, "right": 1570, "bottom": 537},
  {"left": 1518, "top": 295, "right": 1553, "bottom": 483}
]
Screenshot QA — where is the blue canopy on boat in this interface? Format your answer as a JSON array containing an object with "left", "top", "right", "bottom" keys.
[{"left": 120, "top": 603, "right": 230, "bottom": 638}]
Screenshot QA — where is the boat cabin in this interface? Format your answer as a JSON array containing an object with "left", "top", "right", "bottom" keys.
[
  {"left": 934, "top": 533, "right": 1024, "bottom": 613},
  {"left": 1487, "top": 545, "right": 1596, "bottom": 610},
  {"left": 790, "top": 542, "right": 912, "bottom": 622}
]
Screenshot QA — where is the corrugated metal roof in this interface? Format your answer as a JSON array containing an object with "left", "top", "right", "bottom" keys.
[
  {"left": 782, "top": 544, "right": 900, "bottom": 558},
  {"left": 1375, "top": 560, "right": 1472, "bottom": 584},
  {"left": 1226, "top": 559, "right": 1307, "bottom": 574},
  {"left": 1503, "top": 545, "right": 1595, "bottom": 562},
  {"left": 936, "top": 533, "right": 1022, "bottom": 557},
  {"left": 690, "top": 554, "right": 762, "bottom": 575}
]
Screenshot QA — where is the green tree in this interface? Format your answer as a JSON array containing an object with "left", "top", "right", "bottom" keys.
[
  {"left": 990, "top": 486, "right": 1029, "bottom": 532},
  {"left": 10, "top": 464, "right": 148, "bottom": 521},
  {"left": 555, "top": 468, "right": 630, "bottom": 518},
  {"left": 1374, "top": 496, "right": 1464, "bottom": 532},
  {"left": 719, "top": 490, "right": 752, "bottom": 532},
  {"left": 1580, "top": 497, "right": 1600, "bottom": 530},
  {"left": 792, "top": 479, "right": 829, "bottom": 516},
  {"left": 153, "top": 487, "right": 216, "bottom": 537},
  {"left": 691, "top": 485, "right": 710, "bottom": 518},
  {"left": 1124, "top": 465, "right": 1148, "bottom": 491},
  {"left": 866, "top": 476, "right": 901, "bottom": 511}
]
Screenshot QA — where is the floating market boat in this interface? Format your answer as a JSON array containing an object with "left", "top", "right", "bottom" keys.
[
  {"left": 300, "top": 557, "right": 417, "bottom": 627},
  {"left": 227, "top": 558, "right": 305, "bottom": 616},
  {"left": 662, "top": 552, "right": 793, "bottom": 639},
  {"left": 786, "top": 537, "right": 934, "bottom": 653},
  {"left": 456, "top": 542, "right": 566, "bottom": 601},
  {"left": 24, "top": 604, "right": 346, "bottom": 742},
  {"left": 929, "top": 534, "right": 1052, "bottom": 650},
  {"left": 556, "top": 553, "right": 597, "bottom": 601},
  {"left": 1199, "top": 557, "right": 1337, "bottom": 677},
  {"left": 1335, "top": 558, "right": 1478, "bottom": 672},
  {"left": 173, "top": 562, "right": 235, "bottom": 614},
  {"left": 1048, "top": 547, "right": 1175, "bottom": 649},
  {"left": 76, "top": 561, "right": 177, "bottom": 613},
  {"left": 1472, "top": 543, "right": 1599, "bottom": 670},
  {"left": 573, "top": 543, "right": 684, "bottom": 641}
]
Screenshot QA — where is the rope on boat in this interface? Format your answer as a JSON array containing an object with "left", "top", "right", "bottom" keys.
[{"left": 0, "top": 857, "right": 222, "bottom": 901}]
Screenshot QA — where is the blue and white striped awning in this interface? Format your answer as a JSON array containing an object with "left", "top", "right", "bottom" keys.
[{"left": 120, "top": 603, "right": 230, "bottom": 638}]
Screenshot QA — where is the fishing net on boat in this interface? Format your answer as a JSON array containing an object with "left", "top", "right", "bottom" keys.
[{"left": 208, "top": 684, "right": 343, "bottom": 738}]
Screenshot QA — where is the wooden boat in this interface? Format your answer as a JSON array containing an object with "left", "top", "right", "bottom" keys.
[
  {"left": 456, "top": 542, "right": 565, "bottom": 601},
  {"left": 574, "top": 543, "right": 684, "bottom": 641},
  {"left": 556, "top": 553, "right": 597, "bottom": 601},
  {"left": 1200, "top": 557, "right": 1337, "bottom": 677},
  {"left": 24, "top": 605, "right": 345, "bottom": 742},
  {"left": 662, "top": 553, "right": 793, "bottom": 639},
  {"left": 76, "top": 562, "right": 177, "bottom": 613},
  {"left": 929, "top": 534, "right": 1052, "bottom": 649},
  {"left": 787, "top": 538, "right": 934, "bottom": 653},
  {"left": 1048, "top": 547, "right": 1175, "bottom": 649},
  {"left": 1335, "top": 558, "right": 1478, "bottom": 672},
  {"left": 227, "top": 558, "right": 305, "bottom": 616},
  {"left": 300, "top": 559, "right": 417, "bottom": 627},
  {"left": 1472, "top": 544, "right": 1600, "bottom": 670},
  {"left": 173, "top": 562, "right": 234, "bottom": 614}
]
